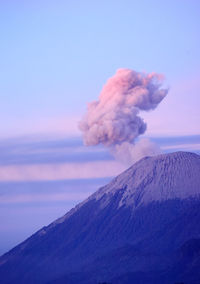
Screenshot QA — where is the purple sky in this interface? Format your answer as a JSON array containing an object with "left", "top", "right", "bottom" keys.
[{"left": 0, "top": 0, "right": 199, "bottom": 255}]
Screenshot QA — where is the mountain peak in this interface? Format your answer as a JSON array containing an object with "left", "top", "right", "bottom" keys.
[
  {"left": 86, "top": 151, "right": 200, "bottom": 209},
  {"left": 53, "top": 152, "right": 200, "bottom": 227},
  {"left": 51, "top": 151, "right": 200, "bottom": 229}
]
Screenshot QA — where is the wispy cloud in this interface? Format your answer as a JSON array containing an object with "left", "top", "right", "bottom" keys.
[
  {"left": 0, "top": 136, "right": 123, "bottom": 182},
  {"left": 0, "top": 177, "right": 110, "bottom": 206},
  {"left": 0, "top": 192, "right": 92, "bottom": 204},
  {"left": 0, "top": 136, "right": 111, "bottom": 166},
  {"left": 0, "top": 161, "right": 125, "bottom": 182},
  {"left": 0, "top": 135, "right": 199, "bottom": 182},
  {"left": 162, "top": 143, "right": 200, "bottom": 151}
]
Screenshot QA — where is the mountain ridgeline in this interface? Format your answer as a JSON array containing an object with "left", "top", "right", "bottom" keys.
[{"left": 0, "top": 151, "right": 200, "bottom": 284}]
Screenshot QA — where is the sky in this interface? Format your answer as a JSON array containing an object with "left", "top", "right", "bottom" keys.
[{"left": 0, "top": 0, "right": 200, "bottom": 255}]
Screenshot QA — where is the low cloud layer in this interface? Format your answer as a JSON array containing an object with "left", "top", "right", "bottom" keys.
[
  {"left": 0, "top": 135, "right": 199, "bottom": 183},
  {"left": 79, "top": 68, "right": 168, "bottom": 164},
  {"left": 0, "top": 161, "right": 125, "bottom": 182}
]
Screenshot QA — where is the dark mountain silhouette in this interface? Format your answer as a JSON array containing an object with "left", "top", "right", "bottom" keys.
[{"left": 0, "top": 151, "right": 200, "bottom": 284}]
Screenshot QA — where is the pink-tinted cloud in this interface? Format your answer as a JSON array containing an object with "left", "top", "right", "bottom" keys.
[{"left": 79, "top": 68, "right": 168, "bottom": 164}]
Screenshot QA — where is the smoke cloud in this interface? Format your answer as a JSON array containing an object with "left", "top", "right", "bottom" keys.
[{"left": 79, "top": 68, "right": 168, "bottom": 165}]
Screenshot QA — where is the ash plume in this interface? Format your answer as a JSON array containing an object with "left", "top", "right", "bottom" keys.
[{"left": 79, "top": 68, "right": 168, "bottom": 165}]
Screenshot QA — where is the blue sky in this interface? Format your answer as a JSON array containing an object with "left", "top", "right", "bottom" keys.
[
  {"left": 0, "top": 0, "right": 200, "bottom": 254},
  {"left": 0, "top": 0, "right": 199, "bottom": 137}
]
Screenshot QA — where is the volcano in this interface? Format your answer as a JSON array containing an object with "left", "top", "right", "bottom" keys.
[{"left": 0, "top": 151, "right": 200, "bottom": 284}]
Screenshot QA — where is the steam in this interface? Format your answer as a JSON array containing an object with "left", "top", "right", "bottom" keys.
[{"left": 79, "top": 68, "right": 168, "bottom": 165}]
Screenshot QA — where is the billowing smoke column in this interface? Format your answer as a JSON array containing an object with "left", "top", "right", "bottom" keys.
[{"left": 79, "top": 68, "right": 168, "bottom": 165}]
